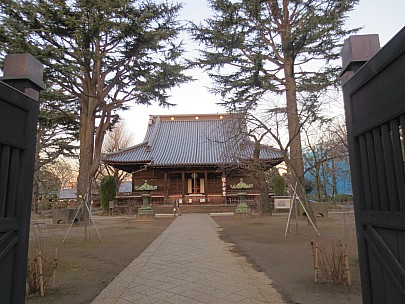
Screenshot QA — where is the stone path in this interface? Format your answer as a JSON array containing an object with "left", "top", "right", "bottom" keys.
[{"left": 91, "top": 214, "right": 287, "bottom": 304}]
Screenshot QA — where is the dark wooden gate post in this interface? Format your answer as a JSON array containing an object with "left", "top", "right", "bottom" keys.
[
  {"left": 341, "top": 28, "right": 405, "bottom": 303},
  {"left": 0, "top": 53, "right": 43, "bottom": 303}
]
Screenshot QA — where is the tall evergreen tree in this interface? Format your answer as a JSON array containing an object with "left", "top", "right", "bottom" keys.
[
  {"left": 32, "top": 87, "right": 79, "bottom": 212},
  {"left": 0, "top": 53, "right": 79, "bottom": 211},
  {"left": 0, "top": 0, "right": 190, "bottom": 201},
  {"left": 190, "top": 0, "right": 359, "bottom": 207}
]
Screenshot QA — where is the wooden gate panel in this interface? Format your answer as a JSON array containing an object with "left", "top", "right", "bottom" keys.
[
  {"left": 372, "top": 128, "right": 388, "bottom": 210},
  {"left": 342, "top": 28, "right": 405, "bottom": 303},
  {"left": 0, "top": 72, "right": 40, "bottom": 301},
  {"left": 367, "top": 248, "right": 387, "bottom": 303},
  {"left": 2, "top": 148, "right": 21, "bottom": 217},
  {"left": 353, "top": 117, "right": 405, "bottom": 303},
  {"left": 365, "top": 226, "right": 405, "bottom": 297}
]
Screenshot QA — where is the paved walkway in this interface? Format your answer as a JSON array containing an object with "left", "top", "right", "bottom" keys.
[{"left": 91, "top": 214, "right": 287, "bottom": 304}]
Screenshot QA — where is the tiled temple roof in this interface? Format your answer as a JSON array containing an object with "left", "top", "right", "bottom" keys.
[{"left": 104, "top": 114, "right": 283, "bottom": 170}]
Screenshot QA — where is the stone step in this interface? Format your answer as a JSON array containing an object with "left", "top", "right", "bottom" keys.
[{"left": 152, "top": 204, "right": 239, "bottom": 214}]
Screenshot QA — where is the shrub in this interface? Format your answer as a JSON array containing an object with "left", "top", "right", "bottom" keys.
[
  {"left": 37, "top": 200, "right": 53, "bottom": 210},
  {"left": 305, "top": 179, "right": 314, "bottom": 194},
  {"left": 333, "top": 194, "right": 353, "bottom": 202},
  {"left": 308, "top": 194, "right": 329, "bottom": 202},
  {"left": 99, "top": 176, "right": 117, "bottom": 212},
  {"left": 272, "top": 173, "right": 286, "bottom": 196}
]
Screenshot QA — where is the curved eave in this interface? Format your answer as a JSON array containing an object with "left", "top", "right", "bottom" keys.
[
  {"left": 104, "top": 141, "right": 148, "bottom": 157},
  {"left": 260, "top": 157, "right": 284, "bottom": 169},
  {"left": 105, "top": 155, "right": 284, "bottom": 172},
  {"left": 104, "top": 159, "right": 151, "bottom": 165},
  {"left": 103, "top": 159, "right": 151, "bottom": 173},
  {"left": 119, "top": 157, "right": 284, "bottom": 170}
]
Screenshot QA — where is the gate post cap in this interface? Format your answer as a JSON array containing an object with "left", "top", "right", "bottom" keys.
[
  {"left": 2, "top": 53, "right": 45, "bottom": 90},
  {"left": 341, "top": 34, "right": 380, "bottom": 76}
]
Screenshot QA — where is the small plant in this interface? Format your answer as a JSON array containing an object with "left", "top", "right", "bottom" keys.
[
  {"left": 308, "top": 194, "right": 329, "bottom": 202},
  {"left": 333, "top": 194, "right": 353, "bottom": 202},
  {"left": 27, "top": 222, "right": 59, "bottom": 296},
  {"left": 37, "top": 200, "right": 53, "bottom": 210},
  {"left": 311, "top": 239, "right": 351, "bottom": 285},
  {"left": 99, "top": 175, "right": 117, "bottom": 213},
  {"left": 52, "top": 200, "right": 68, "bottom": 209},
  {"left": 122, "top": 201, "right": 137, "bottom": 227},
  {"left": 27, "top": 250, "right": 58, "bottom": 296},
  {"left": 271, "top": 172, "right": 286, "bottom": 196}
]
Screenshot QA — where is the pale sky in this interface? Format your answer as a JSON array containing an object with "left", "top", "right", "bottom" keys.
[{"left": 121, "top": 0, "right": 405, "bottom": 143}]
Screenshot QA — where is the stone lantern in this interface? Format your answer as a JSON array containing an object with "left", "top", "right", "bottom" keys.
[
  {"left": 230, "top": 178, "right": 253, "bottom": 218},
  {"left": 134, "top": 180, "right": 157, "bottom": 220}
]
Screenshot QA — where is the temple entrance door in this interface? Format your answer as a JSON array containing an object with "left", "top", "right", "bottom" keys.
[{"left": 187, "top": 173, "right": 204, "bottom": 194}]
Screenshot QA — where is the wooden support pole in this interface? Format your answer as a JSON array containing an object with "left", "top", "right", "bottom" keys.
[
  {"left": 314, "top": 242, "right": 318, "bottom": 283},
  {"left": 339, "top": 243, "right": 345, "bottom": 283},
  {"left": 37, "top": 251, "right": 44, "bottom": 297},
  {"left": 52, "top": 248, "right": 58, "bottom": 289},
  {"left": 345, "top": 253, "right": 352, "bottom": 285},
  {"left": 295, "top": 197, "right": 299, "bottom": 234}
]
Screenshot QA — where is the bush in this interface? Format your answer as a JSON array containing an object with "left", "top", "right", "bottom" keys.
[
  {"left": 308, "top": 194, "right": 329, "bottom": 202},
  {"left": 99, "top": 176, "right": 117, "bottom": 212},
  {"left": 305, "top": 179, "right": 314, "bottom": 194},
  {"left": 333, "top": 194, "right": 353, "bottom": 202},
  {"left": 272, "top": 173, "right": 286, "bottom": 196},
  {"left": 37, "top": 200, "right": 53, "bottom": 210}
]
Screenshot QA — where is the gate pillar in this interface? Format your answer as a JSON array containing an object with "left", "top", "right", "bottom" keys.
[{"left": 0, "top": 53, "right": 43, "bottom": 303}]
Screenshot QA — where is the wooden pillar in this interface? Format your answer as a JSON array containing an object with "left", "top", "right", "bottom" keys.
[
  {"left": 163, "top": 172, "right": 168, "bottom": 204},
  {"left": 181, "top": 171, "right": 185, "bottom": 200},
  {"left": 204, "top": 171, "right": 208, "bottom": 203},
  {"left": 131, "top": 172, "right": 135, "bottom": 192}
]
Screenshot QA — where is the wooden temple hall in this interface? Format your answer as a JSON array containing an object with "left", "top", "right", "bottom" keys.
[{"left": 103, "top": 114, "right": 283, "bottom": 207}]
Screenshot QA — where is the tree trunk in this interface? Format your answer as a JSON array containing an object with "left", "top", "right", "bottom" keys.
[
  {"left": 315, "top": 172, "right": 322, "bottom": 202},
  {"left": 77, "top": 89, "right": 111, "bottom": 239},
  {"left": 78, "top": 95, "right": 95, "bottom": 198},
  {"left": 259, "top": 178, "right": 270, "bottom": 214},
  {"left": 77, "top": 94, "right": 97, "bottom": 240},
  {"left": 284, "top": 61, "right": 316, "bottom": 223},
  {"left": 331, "top": 161, "right": 337, "bottom": 199},
  {"left": 31, "top": 130, "right": 42, "bottom": 213},
  {"left": 250, "top": 141, "right": 267, "bottom": 215}
]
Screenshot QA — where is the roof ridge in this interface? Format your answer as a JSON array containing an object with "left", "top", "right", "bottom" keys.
[{"left": 146, "top": 116, "right": 161, "bottom": 149}]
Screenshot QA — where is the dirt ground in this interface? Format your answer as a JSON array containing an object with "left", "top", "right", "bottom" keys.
[
  {"left": 26, "top": 215, "right": 174, "bottom": 304},
  {"left": 213, "top": 212, "right": 362, "bottom": 304},
  {"left": 26, "top": 211, "right": 362, "bottom": 304}
]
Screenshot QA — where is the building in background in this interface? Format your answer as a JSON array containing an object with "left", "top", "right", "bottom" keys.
[{"left": 104, "top": 114, "right": 283, "bottom": 206}]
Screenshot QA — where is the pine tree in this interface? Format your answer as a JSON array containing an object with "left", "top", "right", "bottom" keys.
[
  {"left": 190, "top": 0, "right": 359, "bottom": 218},
  {"left": 32, "top": 87, "right": 79, "bottom": 212},
  {"left": 0, "top": 0, "right": 190, "bottom": 203}
]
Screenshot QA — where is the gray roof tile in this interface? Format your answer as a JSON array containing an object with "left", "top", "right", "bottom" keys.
[{"left": 104, "top": 114, "right": 283, "bottom": 167}]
